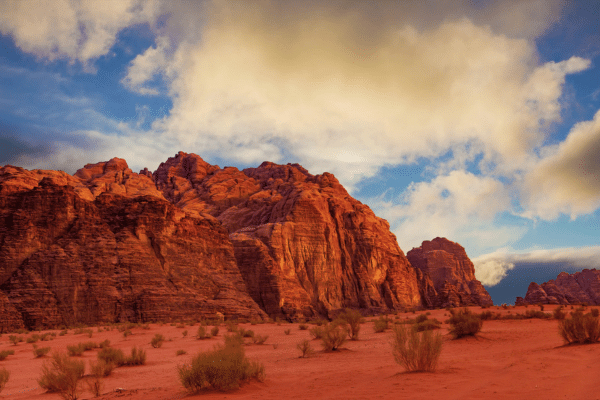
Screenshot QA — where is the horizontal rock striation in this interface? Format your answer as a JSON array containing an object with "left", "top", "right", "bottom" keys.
[
  {"left": 407, "top": 237, "right": 493, "bottom": 308},
  {"left": 515, "top": 269, "right": 600, "bottom": 306}
]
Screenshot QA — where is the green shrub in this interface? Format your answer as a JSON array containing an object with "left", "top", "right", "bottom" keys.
[
  {"left": 210, "top": 326, "right": 219, "bottom": 337},
  {"left": 320, "top": 324, "right": 347, "bottom": 351},
  {"left": 0, "top": 368, "right": 8, "bottom": 394},
  {"left": 33, "top": 345, "right": 51, "bottom": 358},
  {"left": 97, "top": 347, "right": 125, "bottom": 367},
  {"left": 336, "top": 309, "right": 361, "bottom": 340},
  {"left": 8, "top": 335, "right": 23, "bottom": 346},
  {"left": 296, "top": 339, "right": 314, "bottom": 358},
  {"left": 0, "top": 350, "right": 14, "bottom": 361},
  {"left": 38, "top": 352, "right": 85, "bottom": 399},
  {"left": 373, "top": 317, "right": 389, "bottom": 333},
  {"left": 124, "top": 347, "right": 146, "bottom": 366},
  {"left": 196, "top": 326, "right": 210, "bottom": 340},
  {"left": 27, "top": 334, "right": 40, "bottom": 344},
  {"left": 151, "top": 334, "right": 165, "bottom": 348},
  {"left": 89, "top": 359, "right": 114, "bottom": 377},
  {"left": 559, "top": 311, "right": 600, "bottom": 344},
  {"left": 448, "top": 308, "right": 483, "bottom": 339},
  {"left": 177, "top": 338, "right": 265, "bottom": 392},
  {"left": 391, "top": 324, "right": 442, "bottom": 372},
  {"left": 67, "top": 344, "right": 85, "bottom": 357}
]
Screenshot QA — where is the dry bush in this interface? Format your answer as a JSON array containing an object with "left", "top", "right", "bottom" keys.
[
  {"left": 559, "top": 311, "right": 600, "bottom": 344},
  {"left": 226, "top": 321, "right": 238, "bottom": 332},
  {"left": 38, "top": 352, "right": 85, "bottom": 400},
  {"left": 320, "top": 324, "right": 347, "bottom": 351},
  {"left": 151, "top": 334, "right": 165, "bottom": 348},
  {"left": 414, "top": 318, "right": 442, "bottom": 332},
  {"left": 210, "top": 326, "right": 219, "bottom": 337},
  {"left": 182, "top": 330, "right": 188, "bottom": 337},
  {"left": 176, "top": 349, "right": 187, "bottom": 356},
  {"left": 197, "top": 326, "right": 211, "bottom": 340},
  {"left": 252, "top": 334, "right": 268, "bottom": 345},
  {"left": 33, "top": 345, "right": 51, "bottom": 358},
  {"left": 591, "top": 308, "right": 599, "bottom": 318},
  {"left": 97, "top": 348, "right": 125, "bottom": 367},
  {"left": 89, "top": 359, "right": 114, "bottom": 377},
  {"left": 299, "top": 324, "right": 308, "bottom": 330},
  {"left": 309, "top": 326, "right": 324, "bottom": 339},
  {"left": 391, "top": 324, "right": 442, "bottom": 372},
  {"left": 296, "top": 339, "right": 314, "bottom": 358},
  {"left": 284, "top": 329, "right": 291, "bottom": 335},
  {"left": 67, "top": 344, "right": 85, "bottom": 357},
  {"left": 336, "top": 309, "right": 362, "bottom": 340},
  {"left": 523, "top": 310, "right": 552, "bottom": 319},
  {"left": 447, "top": 308, "right": 483, "bottom": 339},
  {"left": 87, "top": 360, "right": 106, "bottom": 397},
  {"left": 0, "top": 368, "right": 8, "bottom": 394},
  {"left": 242, "top": 329, "right": 255, "bottom": 338},
  {"left": 8, "top": 335, "right": 23, "bottom": 346},
  {"left": 373, "top": 317, "right": 389, "bottom": 333},
  {"left": 124, "top": 347, "right": 146, "bottom": 366},
  {"left": 0, "top": 350, "right": 14, "bottom": 361},
  {"left": 177, "top": 338, "right": 265, "bottom": 392},
  {"left": 98, "top": 340, "right": 110, "bottom": 349}
]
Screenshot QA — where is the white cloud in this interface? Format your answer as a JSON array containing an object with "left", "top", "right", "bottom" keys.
[
  {"left": 521, "top": 109, "right": 600, "bottom": 220},
  {"left": 472, "top": 258, "right": 516, "bottom": 287},
  {"left": 0, "top": 0, "right": 160, "bottom": 66},
  {"left": 121, "top": 36, "right": 170, "bottom": 95}
]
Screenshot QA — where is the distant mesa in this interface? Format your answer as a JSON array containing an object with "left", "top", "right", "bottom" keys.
[
  {"left": 516, "top": 269, "right": 600, "bottom": 306},
  {"left": 0, "top": 152, "right": 493, "bottom": 330}
]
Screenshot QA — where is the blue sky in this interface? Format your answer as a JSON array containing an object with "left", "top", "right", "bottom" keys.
[{"left": 1, "top": 1, "right": 599, "bottom": 304}]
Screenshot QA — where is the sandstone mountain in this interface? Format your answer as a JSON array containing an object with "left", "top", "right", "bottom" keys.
[
  {"left": 407, "top": 237, "right": 493, "bottom": 308},
  {"left": 0, "top": 153, "right": 493, "bottom": 329},
  {"left": 515, "top": 269, "right": 600, "bottom": 306}
]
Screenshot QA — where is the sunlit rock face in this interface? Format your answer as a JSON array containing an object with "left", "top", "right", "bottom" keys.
[
  {"left": 407, "top": 237, "right": 494, "bottom": 308},
  {"left": 0, "top": 153, "right": 493, "bottom": 328},
  {"left": 516, "top": 269, "right": 600, "bottom": 306}
]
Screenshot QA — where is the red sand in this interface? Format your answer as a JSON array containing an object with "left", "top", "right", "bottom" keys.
[{"left": 1, "top": 306, "right": 598, "bottom": 400}]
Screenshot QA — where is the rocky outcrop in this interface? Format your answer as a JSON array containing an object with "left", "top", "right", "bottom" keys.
[
  {"left": 407, "top": 237, "right": 493, "bottom": 308},
  {"left": 0, "top": 175, "right": 266, "bottom": 329},
  {"left": 153, "top": 153, "right": 424, "bottom": 319},
  {"left": 516, "top": 269, "right": 600, "bottom": 306},
  {"left": 0, "top": 152, "right": 494, "bottom": 327}
]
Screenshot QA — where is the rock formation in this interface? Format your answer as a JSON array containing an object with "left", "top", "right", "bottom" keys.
[
  {"left": 407, "top": 237, "right": 493, "bottom": 308},
  {"left": 515, "top": 269, "right": 600, "bottom": 306},
  {"left": 0, "top": 152, "right": 494, "bottom": 328}
]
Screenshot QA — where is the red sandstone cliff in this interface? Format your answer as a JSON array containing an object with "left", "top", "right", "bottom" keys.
[
  {"left": 407, "top": 237, "right": 493, "bottom": 307},
  {"left": 0, "top": 153, "right": 493, "bottom": 327},
  {"left": 515, "top": 269, "right": 600, "bottom": 306}
]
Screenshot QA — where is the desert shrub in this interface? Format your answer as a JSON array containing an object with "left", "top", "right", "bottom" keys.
[
  {"left": 176, "top": 323, "right": 185, "bottom": 329},
  {"left": 177, "top": 338, "right": 265, "bottom": 392},
  {"left": 242, "top": 329, "right": 255, "bottom": 338},
  {"left": 373, "top": 317, "right": 389, "bottom": 333},
  {"left": 98, "top": 340, "right": 110, "bottom": 349},
  {"left": 478, "top": 311, "right": 497, "bottom": 321},
  {"left": 415, "top": 314, "right": 428, "bottom": 324},
  {"left": 59, "top": 330, "right": 68, "bottom": 336},
  {"left": 336, "top": 309, "right": 362, "bottom": 340},
  {"left": 27, "top": 334, "right": 40, "bottom": 344},
  {"left": 0, "top": 368, "right": 8, "bottom": 394},
  {"left": 320, "top": 324, "right": 347, "bottom": 351},
  {"left": 41, "top": 333, "right": 53, "bottom": 341},
  {"left": 391, "top": 324, "right": 442, "bottom": 372},
  {"left": 182, "top": 330, "right": 188, "bottom": 337},
  {"left": 284, "top": 329, "right": 291, "bottom": 335},
  {"left": 123, "top": 329, "right": 132, "bottom": 338},
  {"left": 539, "top": 304, "right": 545, "bottom": 311},
  {"left": 176, "top": 349, "right": 187, "bottom": 356},
  {"left": 252, "top": 334, "right": 268, "bottom": 344},
  {"left": 38, "top": 352, "right": 85, "bottom": 400},
  {"left": 89, "top": 359, "right": 114, "bottom": 377},
  {"left": 226, "top": 321, "right": 237, "bottom": 332},
  {"left": 33, "top": 345, "right": 51, "bottom": 358},
  {"left": 299, "top": 324, "right": 308, "bottom": 330},
  {"left": 97, "top": 347, "right": 125, "bottom": 367},
  {"left": 296, "top": 339, "right": 314, "bottom": 358},
  {"left": 448, "top": 308, "right": 483, "bottom": 339},
  {"left": 124, "top": 347, "right": 146, "bottom": 366},
  {"left": 414, "top": 318, "right": 441, "bottom": 332},
  {"left": 559, "top": 311, "right": 600, "bottom": 344},
  {"left": 224, "top": 333, "right": 244, "bottom": 347},
  {"left": 196, "top": 326, "right": 211, "bottom": 340},
  {"left": 0, "top": 350, "right": 15, "bottom": 361},
  {"left": 87, "top": 360, "right": 108, "bottom": 397},
  {"left": 67, "top": 344, "right": 85, "bottom": 357},
  {"left": 8, "top": 335, "right": 23, "bottom": 346},
  {"left": 151, "top": 334, "right": 165, "bottom": 348},
  {"left": 591, "top": 308, "right": 599, "bottom": 318},
  {"left": 309, "top": 326, "right": 324, "bottom": 339},
  {"left": 310, "top": 319, "right": 326, "bottom": 326},
  {"left": 210, "top": 326, "right": 219, "bottom": 337},
  {"left": 524, "top": 310, "right": 551, "bottom": 319}
]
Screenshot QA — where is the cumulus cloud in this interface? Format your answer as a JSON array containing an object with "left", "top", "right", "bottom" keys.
[
  {"left": 474, "top": 246, "right": 600, "bottom": 286},
  {"left": 371, "top": 170, "right": 526, "bottom": 253},
  {"left": 0, "top": 0, "right": 160, "bottom": 66},
  {"left": 521, "top": 109, "right": 600, "bottom": 220}
]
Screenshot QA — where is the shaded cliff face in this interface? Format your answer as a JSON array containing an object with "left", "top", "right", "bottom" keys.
[
  {"left": 153, "top": 152, "right": 423, "bottom": 318},
  {"left": 0, "top": 167, "right": 266, "bottom": 329},
  {"left": 516, "top": 269, "right": 600, "bottom": 306},
  {"left": 407, "top": 237, "right": 493, "bottom": 308}
]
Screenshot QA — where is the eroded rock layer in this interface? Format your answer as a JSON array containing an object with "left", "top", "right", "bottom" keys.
[
  {"left": 407, "top": 237, "right": 493, "bottom": 308},
  {"left": 515, "top": 269, "right": 600, "bottom": 306}
]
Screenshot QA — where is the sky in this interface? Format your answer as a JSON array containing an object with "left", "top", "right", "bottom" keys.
[{"left": 1, "top": 0, "right": 599, "bottom": 305}]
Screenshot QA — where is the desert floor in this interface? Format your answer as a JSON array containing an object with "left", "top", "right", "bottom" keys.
[{"left": 1, "top": 305, "right": 598, "bottom": 400}]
